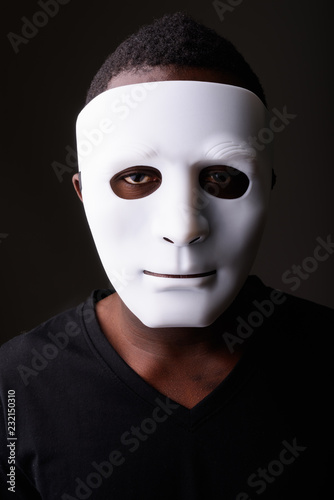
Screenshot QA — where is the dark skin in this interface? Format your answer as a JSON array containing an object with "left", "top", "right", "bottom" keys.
[{"left": 72, "top": 65, "right": 247, "bottom": 409}]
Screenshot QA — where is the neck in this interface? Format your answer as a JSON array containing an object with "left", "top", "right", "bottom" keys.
[
  {"left": 96, "top": 292, "right": 241, "bottom": 370},
  {"left": 96, "top": 292, "right": 244, "bottom": 408}
]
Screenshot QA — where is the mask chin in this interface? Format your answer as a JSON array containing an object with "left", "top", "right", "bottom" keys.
[{"left": 76, "top": 81, "right": 273, "bottom": 327}]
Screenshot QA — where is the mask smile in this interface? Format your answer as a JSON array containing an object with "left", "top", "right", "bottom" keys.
[{"left": 143, "top": 270, "right": 217, "bottom": 279}]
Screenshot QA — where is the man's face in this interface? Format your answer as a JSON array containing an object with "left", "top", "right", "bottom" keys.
[{"left": 75, "top": 69, "right": 272, "bottom": 328}]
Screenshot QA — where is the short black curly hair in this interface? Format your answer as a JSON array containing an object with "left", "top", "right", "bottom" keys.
[{"left": 86, "top": 12, "right": 266, "bottom": 106}]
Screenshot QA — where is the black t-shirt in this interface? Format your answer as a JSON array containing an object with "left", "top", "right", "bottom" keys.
[{"left": 0, "top": 276, "right": 333, "bottom": 499}]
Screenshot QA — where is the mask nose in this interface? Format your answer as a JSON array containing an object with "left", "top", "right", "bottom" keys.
[
  {"left": 162, "top": 225, "right": 208, "bottom": 246},
  {"left": 151, "top": 182, "right": 210, "bottom": 247}
]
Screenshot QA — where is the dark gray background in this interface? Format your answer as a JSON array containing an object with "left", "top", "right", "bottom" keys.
[{"left": 1, "top": 0, "right": 333, "bottom": 345}]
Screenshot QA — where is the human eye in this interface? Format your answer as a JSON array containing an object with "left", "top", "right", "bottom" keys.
[
  {"left": 199, "top": 165, "right": 249, "bottom": 199},
  {"left": 122, "top": 173, "right": 155, "bottom": 185},
  {"left": 110, "top": 167, "right": 162, "bottom": 199}
]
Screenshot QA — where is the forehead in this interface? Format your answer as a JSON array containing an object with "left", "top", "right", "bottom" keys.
[
  {"left": 107, "top": 66, "right": 248, "bottom": 91},
  {"left": 76, "top": 81, "right": 269, "bottom": 170}
]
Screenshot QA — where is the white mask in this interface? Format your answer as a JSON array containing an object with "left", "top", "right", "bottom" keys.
[{"left": 76, "top": 81, "right": 272, "bottom": 328}]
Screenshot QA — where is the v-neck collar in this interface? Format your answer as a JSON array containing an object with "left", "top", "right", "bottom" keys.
[{"left": 80, "top": 279, "right": 263, "bottom": 429}]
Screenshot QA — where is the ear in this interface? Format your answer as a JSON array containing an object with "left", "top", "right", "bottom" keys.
[{"left": 72, "top": 173, "right": 83, "bottom": 202}]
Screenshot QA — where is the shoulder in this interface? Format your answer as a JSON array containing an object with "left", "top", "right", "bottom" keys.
[
  {"left": 0, "top": 305, "right": 80, "bottom": 391},
  {"left": 0, "top": 289, "right": 114, "bottom": 390},
  {"left": 242, "top": 277, "right": 333, "bottom": 434},
  {"left": 227, "top": 275, "right": 334, "bottom": 378},
  {"left": 248, "top": 276, "right": 334, "bottom": 387},
  {"left": 1, "top": 302, "right": 81, "bottom": 359},
  {"left": 0, "top": 289, "right": 113, "bottom": 363},
  {"left": 0, "top": 289, "right": 107, "bottom": 391}
]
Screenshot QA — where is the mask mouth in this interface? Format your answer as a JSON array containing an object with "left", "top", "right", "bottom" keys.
[{"left": 143, "top": 270, "right": 216, "bottom": 279}]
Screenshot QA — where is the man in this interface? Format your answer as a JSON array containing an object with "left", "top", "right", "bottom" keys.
[{"left": 0, "top": 12, "right": 332, "bottom": 499}]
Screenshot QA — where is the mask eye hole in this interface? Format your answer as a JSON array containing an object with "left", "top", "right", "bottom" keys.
[
  {"left": 199, "top": 165, "right": 249, "bottom": 199},
  {"left": 110, "top": 166, "right": 162, "bottom": 199}
]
